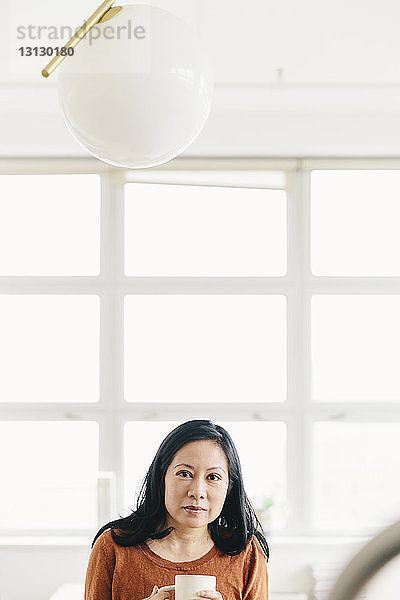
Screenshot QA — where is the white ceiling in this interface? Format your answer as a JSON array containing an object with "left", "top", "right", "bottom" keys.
[
  {"left": 2, "top": 0, "right": 400, "bottom": 156},
  {"left": 3, "top": 0, "right": 400, "bottom": 85}
]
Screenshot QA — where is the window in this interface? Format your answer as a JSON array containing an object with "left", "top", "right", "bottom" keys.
[
  {"left": 0, "top": 174, "right": 100, "bottom": 275},
  {"left": 124, "top": 180, "right": 286, "bottom": 276},
  {"left": 1, "top": 157, "right": 399, "bottom": 539},
  {"left": 0, "top": 421, "right": 98, "bottom": 532},
  {"left": 312, "top": 422, "right": 400, "bottom": 529},
  {"left": 0, "top": 295, "right": 99, "bottom": 403},
  {"left": 124, "top": 294, "right": 287, "bottom": 403},
  {"left": 311, "top": 170, "right": 400, "bottom": 276}
]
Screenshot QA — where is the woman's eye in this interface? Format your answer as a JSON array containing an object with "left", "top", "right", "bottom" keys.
[
  {"left": 176, "top": 471, "right": 221, "bottom": 481},
  {"left": 177, "top": 470, "right": 192, "bottom": 477}
]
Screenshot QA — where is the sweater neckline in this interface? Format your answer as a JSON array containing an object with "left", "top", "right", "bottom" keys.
[{"left": 140, "top": 541, "right": 219, "bottom": 570}]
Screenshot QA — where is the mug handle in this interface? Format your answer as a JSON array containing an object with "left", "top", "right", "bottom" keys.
[{"left": 158, "top": 586, "right": 175, "bottom": 592}]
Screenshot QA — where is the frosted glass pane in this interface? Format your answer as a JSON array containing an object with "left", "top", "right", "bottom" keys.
[
  {"left": 125, "top": 184, "right": 286, "bottom": 275},
  {"left": 124, "top": 420, "right": 287, "bottom": 530},
  {"left": 0, "top": 175, "right": 100, "bottom": 275},
  {"left": 0, "top": 296, "right": 99, "bottom": 402},
  {"left": 313, "top": 422, "right": 400, "bottom": 529},
  {"left": 219, "top": 421, "right": 287, "bottom": 530},
  {"left": 312, "top": 295, "right": 400, "bottom": 402},
  {"left": 0, "top": 422, "right": 98, "bottom": 529},
  {"left": 124, "top": 421, "right": 181, "bottom": 511},
  {"left": 311, "top": 170, "right": 400, "bottom": 276},
  {"left": 127, "top": 170, "right": 286, "bottom": 188},
  {"left": 125, "top": 295, "right": 286, "bottom": 403}
]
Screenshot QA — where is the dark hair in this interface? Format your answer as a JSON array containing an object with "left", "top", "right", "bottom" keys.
[{"left": 92, "top": 419, "right": 269, "bottom": 559}]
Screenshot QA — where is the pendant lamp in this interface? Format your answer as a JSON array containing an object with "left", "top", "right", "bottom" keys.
[{"left": 42, "top": 1, "right": 213, "bottom": 168}]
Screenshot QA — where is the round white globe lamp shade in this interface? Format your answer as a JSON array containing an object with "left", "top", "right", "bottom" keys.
[{"left": 58, "top": 4, "right": 213, "bottom": 168}]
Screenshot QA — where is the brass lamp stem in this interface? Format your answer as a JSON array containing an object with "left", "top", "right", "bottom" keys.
[{"left": 41, "top": 0, "right": 119, "bottom": 78}]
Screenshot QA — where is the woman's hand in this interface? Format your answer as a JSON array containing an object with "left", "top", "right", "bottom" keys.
[
  {"left": 144, "top": 585, "right": 171, "bottom": 600},
  {"left": 197, "top": 590, "right": 223, "bottom": 600}
]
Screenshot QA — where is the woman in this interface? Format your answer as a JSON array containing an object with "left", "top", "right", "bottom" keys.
[{"left": 85, "top": 420, "right": 269, "bottom": 600}]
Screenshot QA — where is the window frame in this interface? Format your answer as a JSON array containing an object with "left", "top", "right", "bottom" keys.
[{"left": 1, "top": 156, "right": 399, "bottom": 539}]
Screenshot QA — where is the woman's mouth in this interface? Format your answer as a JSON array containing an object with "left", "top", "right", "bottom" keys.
[{"left": 183, "top": 506, "right": 207, "bottom": 515}]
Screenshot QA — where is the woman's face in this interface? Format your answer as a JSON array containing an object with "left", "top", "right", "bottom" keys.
[{"left": 164, "top": 439, "right": 230, "bottom": 533}]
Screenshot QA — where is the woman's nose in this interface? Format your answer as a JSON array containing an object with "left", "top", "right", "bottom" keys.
[{"left": 188, "top": 479, "right": 206, "bottom": 499}]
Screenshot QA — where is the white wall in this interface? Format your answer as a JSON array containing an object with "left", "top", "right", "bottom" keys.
[{"left": 4, "top": 84, "right": 400, "bottom": 158}]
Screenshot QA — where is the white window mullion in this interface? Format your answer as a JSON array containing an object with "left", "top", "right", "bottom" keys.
[
  {"left": 118, "top": 277, "right": 294, "bottom": 295},
  {"left": 98, "top": 172, "right": 125, "bottom": 523},
  {"left": 285, "top": 164, "right": 313, "bottom": 534}
]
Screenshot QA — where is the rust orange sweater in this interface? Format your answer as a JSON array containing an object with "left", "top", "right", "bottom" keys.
[{"left": 85, "top": 530, "right": 269, "bottom": 600}]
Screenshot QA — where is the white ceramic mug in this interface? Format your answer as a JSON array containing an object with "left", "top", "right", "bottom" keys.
[{"left": 158, "top": 575, "right": 216, "bottom": 600}]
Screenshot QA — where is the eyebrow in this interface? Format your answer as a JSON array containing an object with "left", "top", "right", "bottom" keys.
[{"left": 174, "top": 463, "right": 227, "bottom": 474}]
